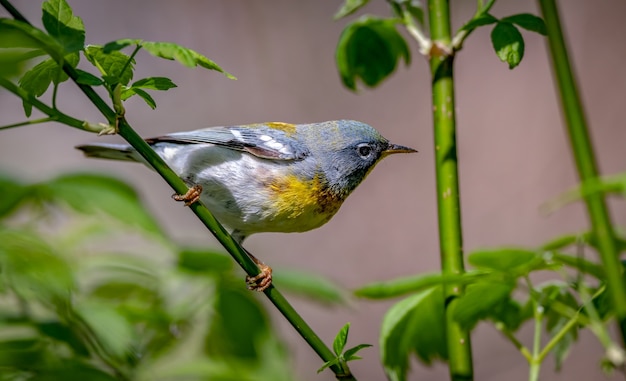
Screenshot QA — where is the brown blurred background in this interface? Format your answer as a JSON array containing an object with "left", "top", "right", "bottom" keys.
[{"left": 1, "top": 0, "right": 625, "bottom": 380}]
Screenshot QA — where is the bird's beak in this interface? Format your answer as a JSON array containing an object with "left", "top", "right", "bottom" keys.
[{"left": 382, "top": 143, "right": 417, "bottom": 157}]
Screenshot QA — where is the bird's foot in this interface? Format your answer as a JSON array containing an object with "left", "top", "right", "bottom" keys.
[
  {"left": 246, "top": 262, "right": 273, "bottom": 292},
  {"left": 172, "top": 184, "right": 202, "bottom": 206}
]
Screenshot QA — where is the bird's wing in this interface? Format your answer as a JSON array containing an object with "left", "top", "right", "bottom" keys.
[{"left": 145, "top": 124, "right": 309, "bottom": 161}]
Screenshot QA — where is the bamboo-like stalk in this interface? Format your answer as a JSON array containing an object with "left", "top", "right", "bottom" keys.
[
  {"left": 427, "top": 1, "right": 474, "bottom": 380},
  {"left": 0, "top": 1, "right": 356, "bottom": 379},
  {"left": 537, "top": 0, "right": 626, "bottom": 345}
]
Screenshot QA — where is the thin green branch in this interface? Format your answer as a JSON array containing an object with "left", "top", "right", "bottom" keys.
[
  {"left": 401, "top": 10, "right": 431, "bottom": 55},
  {"left": 494, "top": 322, "right": 533, "bottom": 362},
  {"left": 427, "top": 1, "right": 473, "bottom": 380},
  {"left": 536, "top": 314, "right": 577, "bottom": 364},
  {"left": 526, "top": 276, "right": 542, "bottom": 381},
  {"left": 0, "top": 2, "right": 356, "bottom": 379},
  {"left": 451, "top": 0, "right": 497, "bottom": 51},
  {"left": 0, "top": 116, "right": 53, "bottom": 130},
  {"left": 537, "top": 0, "right": 626, "bottom": 346}
]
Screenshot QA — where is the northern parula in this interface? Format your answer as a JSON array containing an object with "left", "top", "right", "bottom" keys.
[{"left": 77, "top": 120, "right": 416, "bottom": 290}]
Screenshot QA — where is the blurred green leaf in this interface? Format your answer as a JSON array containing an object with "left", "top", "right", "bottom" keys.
[
  {"left": 0, "top": 19, "right": 63, "bottom": 54},
  {"left": 549, "top": 252, "right": 604, "bottom": 279},
  {"left": 205, "top": 281, "right": 269, "bottom": 359},
  {"left": 28, "top": 361, "right": 119, "bottom": 381},
  {"left": 37, "top": 321, "right": 89, "bottom": 356},
  {"left": 177, "top": 248, "right": 233, "bottom": 274},
  {"left": 0, "top": 338, "right": 44, "bottom": 370},
  {"left": 491, "top": 21, "right": 524, "bottom": 69},
  {"left": 333, "top": 323, "right": 350, "bottom": 356},
  {"left": 84, "top": 45, "right": 134, "bottom": 86},
  {"left": 542, "top": 173, "right": 626, "bottom": 213},
  {"left": 141, "top": 41, "right": 236, "bottom": 79},
  {"left": 487, "top": 297, "right": 531, "bottom": 332},
  {"left": 381, "top": 287, "right": 446, "bottom": 380},
  {"left": 452, "top": 281, "right": 514, "bottom": 330},
  {"left": 390, "top": 0, "right": 424, "bottom": 25},
  {"left": 355, "top": 271, "right": 480, "bottom": 299},
  {"left": 334, "top": 0, "right": 369, "bottom": 20},
  {"left": 41, "top": 172, "right": 161, "bottom": 234},
  {"left": 0, "top": 50, "right": 42, "bottom": 78},
  {"left": 468, "top": 248, "right": 541, "bottom": 273},
  {"left": 0, "top": 229, "right": 74, "bottom": 303},
  {"left": 41, "top": 0, "right": 85, "bottom": 53},
  {"left": 0, "top": 174, "right": 28, "bottom": 218},
  {"left": 336, "top": 16, "right": 410, "bottom": 91},
  {"left": 501, "top": 13, "right": 547, "bottom": 36},
  {"left": 74, "top": 300, "right": 135, "bottom": 360},
  {"left": 272, "top": 269, "right": 346, "bottom": 305},
  {"left": 102, "top": 39, "right": 141, "bottom": 53}
]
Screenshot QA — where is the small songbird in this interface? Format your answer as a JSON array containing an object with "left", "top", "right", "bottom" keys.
[{"left": 76, "top": 120, "right": 416, "bottom": 291}]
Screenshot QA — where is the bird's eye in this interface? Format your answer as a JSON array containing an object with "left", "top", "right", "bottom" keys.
[{"left": 356, "top": 143, "right": 372, "bottom": 158}]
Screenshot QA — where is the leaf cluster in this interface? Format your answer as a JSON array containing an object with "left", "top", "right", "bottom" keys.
[
  {"left": 333, "top": 0, "right": 547, "bottom": 91},
  {"left": 0, "top": 172, "right": 347, "bottom": 381}
]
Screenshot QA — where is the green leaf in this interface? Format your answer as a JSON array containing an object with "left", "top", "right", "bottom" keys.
[
  {"left": 37, "top": 321, "right": 89, "bottom": 356},
  {"left": 19, "top": 53, "right": 79, "bottom": 94},
  {"left": 74, "top": 69, "right": 103, "bottom": 85},
  {"left": 355, "top": 271, "right": 480, "bottom": 299},
  {"left": 381, "top": 287, "right": 446, "bottom": 380},
  {"left": 125, "top": 87, "right": 157, "bottom": 109},
  {"left": 0, "top": 174, "right": 29, "bottom": 218},
  {"left": 487, "top": 297, "right": 531, "bottom": 331},
  {"left": 74, "top": 301, "right": 135, "bottom": 359},
  {"left": 317, "top": 358, "right": 341, "bottom": 374},
  {"left": 333, "top": 323, "right": 350, "bottom": 356},
  {"left": 336, "top": 16, "right": 410, "bottom": 91},
  {"left": 131, "top": 76, "right": 177, "bottom": 90},
  {"left": 102, "top": 39, "right": 142, "bottom": 53},
  {"left": 272, "top": 269, "right": 346, "bottom": 305},
  {"left": 549, "top": 252, "right": 604, "bottom": 279},
  {"left": 490, "top": 21, "right": 524, "bottom": 69},
  {"left": 84, "top": 45, "right": 134, "bottom": 86},
  {"left": 0, "top": 19, "right": 64, "bottom": 58},
  {"left": 0, "top": 229, "right": 74, "bottom": 303},
  {"left": 468, "top": 248, "right": 540, "bottom": 273},
  {"left": 41, "top": 0, "right": 85, "bottom": 52},
  {"left": 452, "top": 281, "right": 514, "bottom": 330},
  {"left": 460, "top": 13, "right": 498, "bottom": 32},
  {"left": 334, "top": 0, "right": 370, "bottom": 20},
  {"left": 542, "top": 174, "right": 626, "bottom": 213},
  {"left": 141, "top": 41, "right": 235, "bottom": 79},
  {"left": 0, "top": 50, "right": 38, "bottom": 78},
  {"left": 344, "top": 343, "right": 372, "bottom": 360},
  {"left": 0, "top": 338, "right": 45, "bottom": 370},
  {"left": 205, "top": 281, "right": 269, "bottom": 359},
  {"left": 41, "top": 173, "right": 161, "bottom": 234},
  {"left": 177, "top": 248, "right": 233, "bottom": 274},
  {"left": 391, "top": 0, "right": 425, "bottom": 25},
  {"left": 501, "top": 13, "right": 547, "bottom": 36}
]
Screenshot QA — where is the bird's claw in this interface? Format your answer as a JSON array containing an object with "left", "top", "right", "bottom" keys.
[
  {"left": 172, "top": 185, "right": 203, "bottom": 206},
  {"left": 246, "top": 263, "right": 273, "bottom": 292}
]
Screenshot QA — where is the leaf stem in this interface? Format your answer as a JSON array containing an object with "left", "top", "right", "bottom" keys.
[
  {"left": 0, "top": 2, "right": 356, "bottom": 379},
  {"left": 494, "top": 322, "right": 533, "bottom": 362},
  {"left": 427, "top": 1, "right": 474, "bottom": 380},
  {"left": 538, "top": 0, "right": 626, "bottom": 346},
  {"left": 0, "top": 116, "right": 54, "bottom": 130},
  {"left": 401, "top": 10, "right": 431, "bottom": 55}
]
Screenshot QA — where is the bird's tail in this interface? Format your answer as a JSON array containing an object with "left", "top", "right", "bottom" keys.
[{"left": 75, "top": 143, "right": 141, "bottom": 162}]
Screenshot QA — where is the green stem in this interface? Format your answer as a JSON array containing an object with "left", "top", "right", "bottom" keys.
[
  {"left": 494, "top": 323, "right": 533, "bottom": 362},
  {"left": 0, "top": 2, "right": 355, "bottom": 379},
  {"left": 427, "top": 1, "right": 473, "bottom": 380},
  {"left": 538, "top": 0, "right": 626, "bottom": 346},
  {"left": 0, "top": 116, "right": 53, "bottom": 130},
  {"left": 528, "top": 311, "right": 542, "bottom": 381}
]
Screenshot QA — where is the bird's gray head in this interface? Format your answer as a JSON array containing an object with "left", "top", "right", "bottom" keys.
[{"left": 299, "top": 120, "right": 416, "bottom": 197}]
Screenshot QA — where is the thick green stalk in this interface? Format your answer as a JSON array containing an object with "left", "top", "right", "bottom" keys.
[
  {"left": 537, "top": 0, "right": 626, "bottom": 345},
  {"left": 0, "top": 2, "right": 355, "bottom": 379},
  {"left": 427, "top": 1, "right": 473, "bottom": 380}
]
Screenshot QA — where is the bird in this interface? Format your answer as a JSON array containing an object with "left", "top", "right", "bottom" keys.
[{"left": 76, "top": 120, "right": 416, "bottom": 291}]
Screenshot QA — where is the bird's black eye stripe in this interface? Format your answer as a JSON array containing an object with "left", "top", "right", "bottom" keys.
[{"left": 356, "top": 143, "right": 372, "bottom": 158}]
